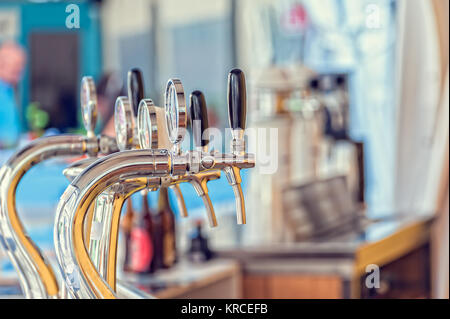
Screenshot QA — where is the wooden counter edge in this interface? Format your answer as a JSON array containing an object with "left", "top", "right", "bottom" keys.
[{"left": 350, "top": 218, "right": 432, "bottom": 298}]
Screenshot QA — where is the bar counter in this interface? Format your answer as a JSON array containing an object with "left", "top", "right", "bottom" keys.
[{"left": 215, "top": 215, "right": 433, "bottom": 298}]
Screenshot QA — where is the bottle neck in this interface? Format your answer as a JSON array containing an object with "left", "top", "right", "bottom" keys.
[
  {"left": 141, "top": 190, "right": 152, "bottom": 217},
  {"left": 127, "top": 197, "right": 134, "bottom": 214},
  {"left": 121, "top": 198, "right": 135, "bottom": 232},
  {"left": 157, "top": 187, "right": 171, "bottom": 213}
]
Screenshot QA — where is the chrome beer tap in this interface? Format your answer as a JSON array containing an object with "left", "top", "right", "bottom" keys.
[
  {"left": 59, "top": 70, "right": 149, "bottom": 295},
  {"left": 161, "top": 80, "right": 220, "bottom": 227},
  {"left": 181, "top": 69, "right": 252, "bottom": 225},
  {"left": 80, "top": 68, "right": 163, "bottom": 292},
  {"left": 0, "top": 76, "right": 118, "bottom": 299},
  {"left": 75, "top": 69, "right": 186, "bottom": 292},
  {"left": 187, "top": 69, "right": 251, "bottom": 225},
  {"left": 186, "top": 90, "right": 220, "bottom": 227},
  {"left": 61, "top": 78, "right": 153, "bottom": 299},
  {"left": 116, "top": 69, "right": 188, "bottom": 217},
  {"left": 138, "top": 81, "right": 220, "bottom": 227},
  {"left": 224, "top": 69, "right": 249, "bottom": 224},
  {"left": 54, "top": 69, "right": 254, "bottom": 299},
  {"left": 63, "top": 70, "right": 209, "bottom": 295}
]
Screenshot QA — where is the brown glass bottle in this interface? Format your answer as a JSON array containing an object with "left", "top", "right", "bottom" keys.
[
  {"left": 157, "top": 187, "right": 177, "bottom": 269},
  {"left": 151, "top": 193, "right": 164, "bottom": 272},
  {"left": 128, "top": 190, "right": 155, "bottom": 274},
  {"left": 121, "top": 197, "right": 135, "bottom": 272}
]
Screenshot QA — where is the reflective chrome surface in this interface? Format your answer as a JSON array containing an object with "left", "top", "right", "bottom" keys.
[
  {"left": 0, "top": 76, "right": 117, "bottom": 298},
  {"left": 0, "top": 135, "right": 88, "bottom": 298},
  {"left": 0, "top": 69, "right": 255, "bottom": 299},
  {"left": 54, "top": 147, "right": 254, "bottom": 298}
]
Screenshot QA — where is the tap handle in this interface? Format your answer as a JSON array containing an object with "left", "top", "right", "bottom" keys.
[
  {"left": 189, "top": 90, "right": 209, "bottom": 148},
  {"left": 80, "top": 76, "right": 98, "bottom": 138},
  {"left": 127, "top": 68, "right": 145, "bottom": 116},
  {"left": 227, "top": 68, "right": 247, "bottom": 131}
]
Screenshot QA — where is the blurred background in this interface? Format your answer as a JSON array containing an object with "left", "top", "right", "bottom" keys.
[{"left": 0, "top": 0, "right": 448, "bottom": 299}]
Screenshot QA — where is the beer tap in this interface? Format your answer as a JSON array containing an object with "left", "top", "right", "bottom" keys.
[
  {"left": 162, "top": 80, "right": 220, "bottom": 227},
  {"left": 62, "top": 70, "right": 196, "bottom": 294},
  {"left": 0, "top": 76, "right": 118, "bottom": 299},
  {"left": 81, "top": 68, "right": 159, "bottom": 291},
  {"left": 224, "top": 69, "right": 248, "bottom": 224},
  {"left": 77, "top": 69, "right": 186, "bottom": 292},
  {"left": 116, "top": 69, "right": 188, "bottom": 217},
  {"left": 54, "top": 69, "right": 254, "bottom": 299},
  {"left": 137, "top": 82, "right": 220, "bottom": 227},
  {"left": 62, "top": 75, "right": 153, "bottom": 299},
  {"left": 186, "top": 90, "right": 220, "bottom": 227}
]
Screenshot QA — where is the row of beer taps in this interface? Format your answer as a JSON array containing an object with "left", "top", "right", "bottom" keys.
[{"left": 0, "top": 68, "right": 254, "bottom": 299}]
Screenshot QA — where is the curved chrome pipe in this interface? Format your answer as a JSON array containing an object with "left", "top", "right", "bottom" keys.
[
  {"left": 55, "top": 149, "right": 171, "bottom": 298},
  {"left": 85, "top": 181, "right": 148, "bottom": 292},
  {"left": 82, "top": 182, "right": 152, "bottom": 298},
  {"left": 0, "top": 133, "right": 118, "bottom": 299},
  {"left": 55, "top": 148, "right": 255, "bottom": 298},
  {"left": 65, "top": 166, "right": 221, "bottom": 293},
  {"left": 60, "top": 158, "right": 155, "bottom": 298},
  {"left": 66, "top": 164, "right": 220, "bottom": 293},
  {"left": 64, "top": 158, "right": 177, "bottom": 292},
  {"left": 0, "top": 135, "right": 90, "bottom": 298},
  {"left": 62, "top": 155, "right": 148, "bottom": 293}
]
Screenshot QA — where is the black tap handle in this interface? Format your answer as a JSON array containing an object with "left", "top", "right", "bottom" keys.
[
  {"left": 227, "top": 68, "right": 247, "bottom": 131},
  {"left": 189, "top": 90, "right": 209, "bottom": 147},
  {"left": 127, "top": 68, "right": 145, "bottom": 115}
]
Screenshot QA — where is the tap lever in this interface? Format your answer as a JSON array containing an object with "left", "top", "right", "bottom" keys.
[
  {"left": 189, "top": 90, "right": 209, "bottom": 150},
  {"left": 189, "top": 90, "right": 219, "bottom": 227},
  {"left": 227, "top": 69, "right": 247, "bottom": 133},
  {"left": 225, "top": 69, "right": 249, "bottom": 224},
  {"left": 127, "top": 68, "right": 145, "bottom": 116}
]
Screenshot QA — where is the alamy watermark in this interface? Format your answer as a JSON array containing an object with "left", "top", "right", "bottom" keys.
[
  {"left": 177, "top": 122, "right": 279, "bottom": 175},
  {"left": 365, "top": 4, "right": 381, "bottom": 29},
  {"left": 365, "top": 264, "right": 380, "bottom": 289},
  {"left": 65, "top": 4, "right": 80, "bottom": 29}
]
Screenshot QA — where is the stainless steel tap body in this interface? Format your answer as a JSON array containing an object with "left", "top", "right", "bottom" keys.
[
  {"left": 54, "top": 148, "right": 254, "bottom": 298},
  {"left": 0, "top": 135, "right": 92, "bottom": 298},
  {"left": 0, "top": 134, "right": 116, "bottom": 298}
]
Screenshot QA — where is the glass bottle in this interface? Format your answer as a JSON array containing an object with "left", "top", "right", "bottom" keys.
[
  {"left": 158, "top": 187, "right": 177, "bottom": 269},
  {"left": 121, "top": 197, "right": 135, "bottom": 272},
  {"left": 129, "top": 190, "right": 155, "bottom": 274}
]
